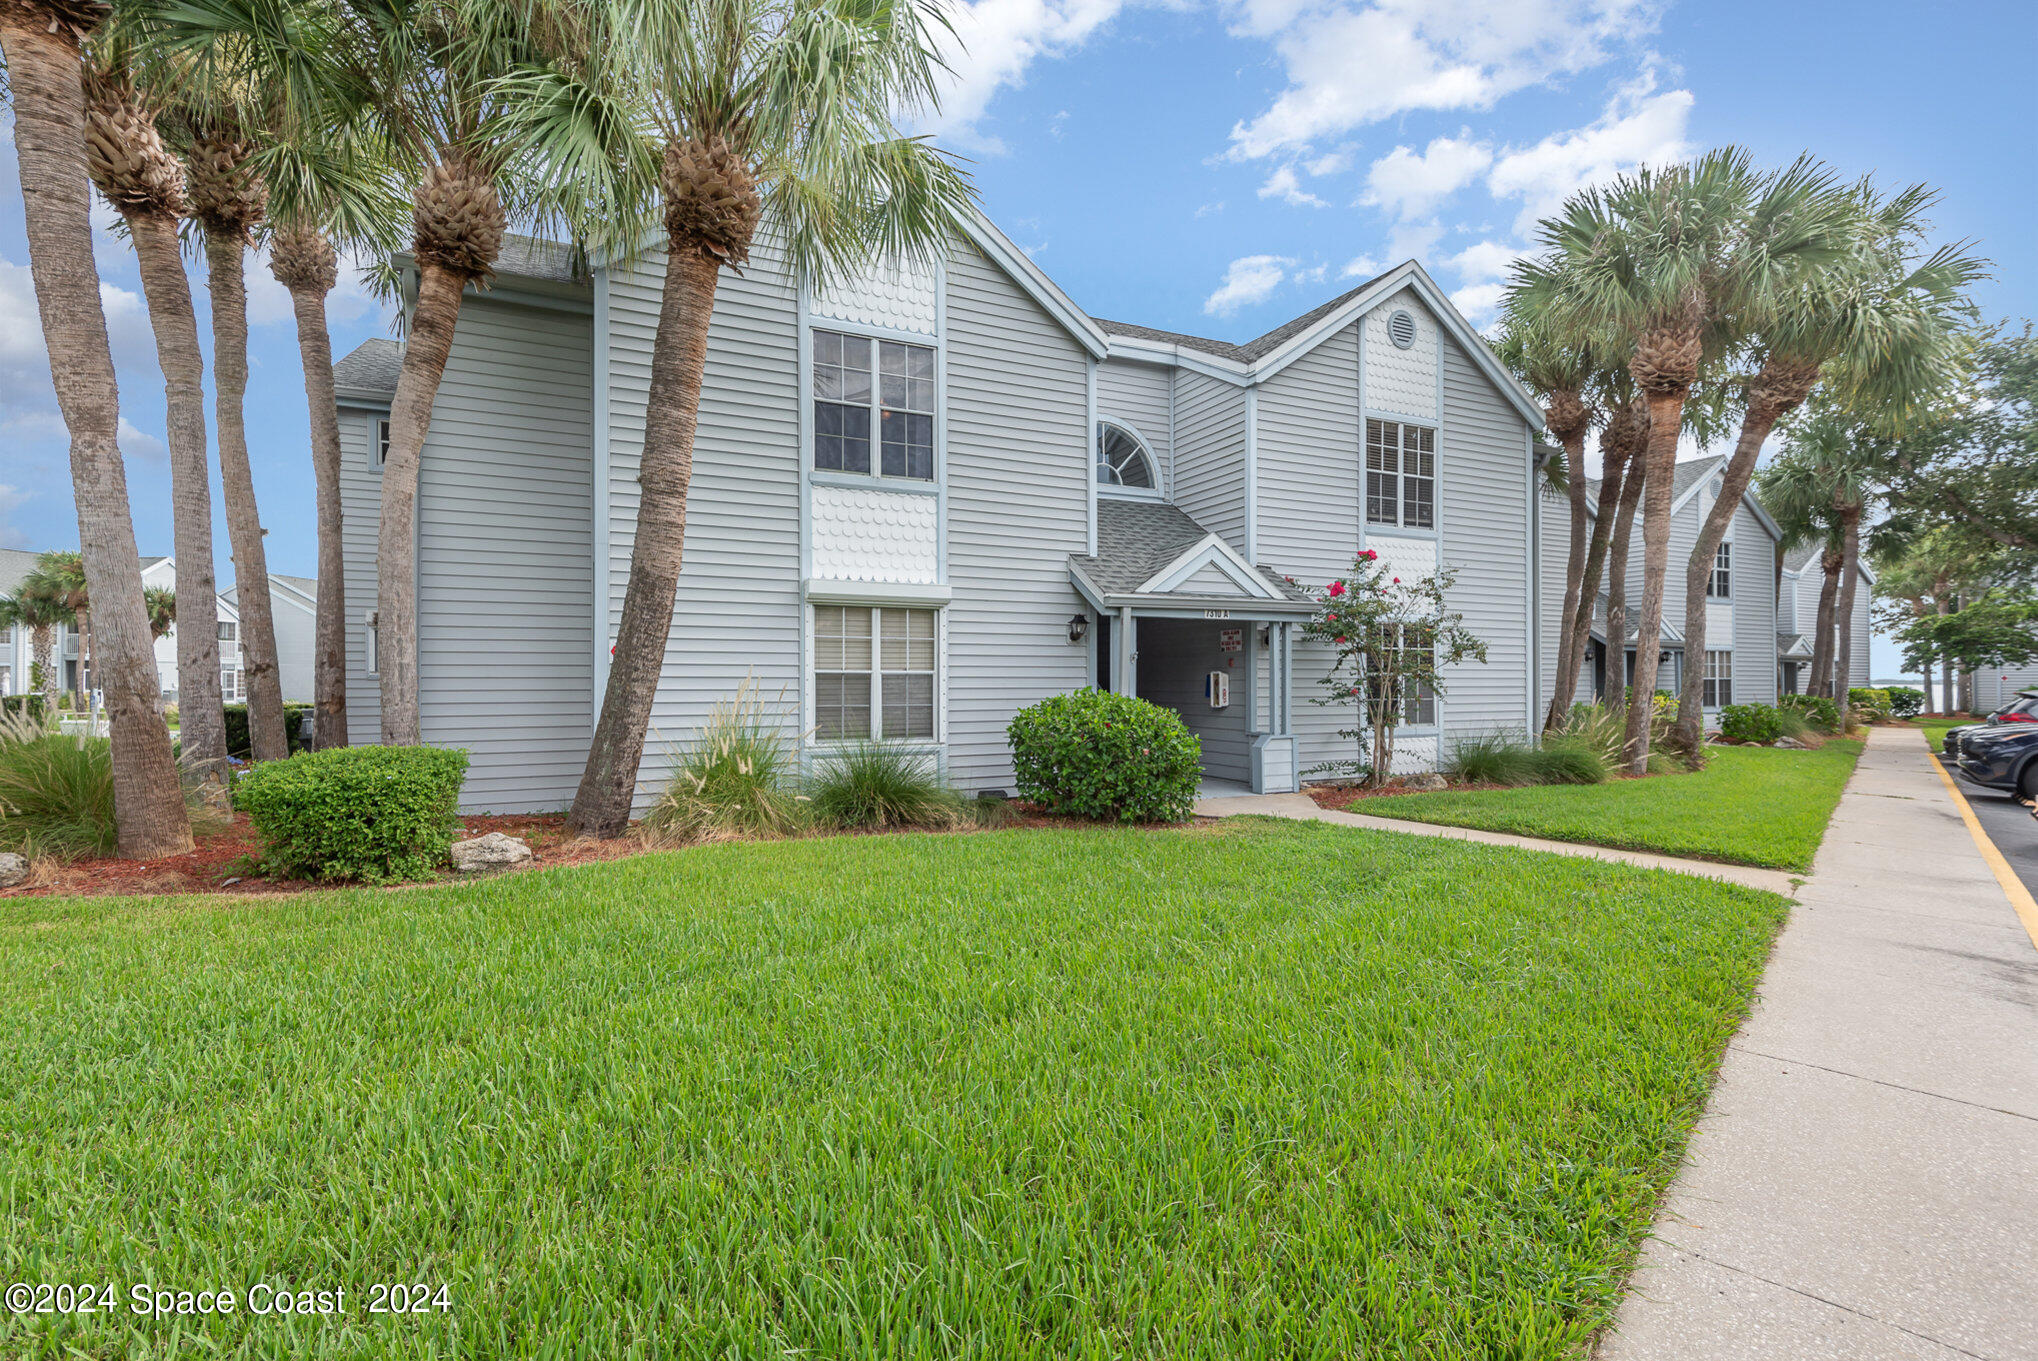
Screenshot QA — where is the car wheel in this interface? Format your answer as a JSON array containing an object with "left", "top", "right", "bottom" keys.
[{"left": 2022, "top": 762, "right": 2038, "bottom": 803}]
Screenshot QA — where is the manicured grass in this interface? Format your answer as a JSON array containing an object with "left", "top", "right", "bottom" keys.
[
  {"left": 1919, "top": 718, "right": 1970, "bottom": 749},
  {"left": 1360, "top": 741, "right": 1864, "bottom": 872},
  {"left": 0, "top": 823, "right": 1786, "bottom": 1359}
]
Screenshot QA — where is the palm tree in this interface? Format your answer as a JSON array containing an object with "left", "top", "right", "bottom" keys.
[
  {"left": 0, "top": 577, "right": 70, "bottom": 714},
  {"left": 37, "top": 552, "right": 93, "bottom": 709},
  {"left": 505, "top": 0, "right": 977, "bottom": 837},
  {"left": 1495, "top": 298, "right": 1600, "bottom": 731},
  {"left": 78, "top": 52, "right": 232, "bottom": 797},
  {"left": 1595, "top": 391, "right": 1650, "bottom": 704},
  {"left": 1533, "top": 149, "right": 1776, "bottom": 772},
  {"left": 143, "top": 586, "right": 176, "bottom": 639},
  {"left": 1669, "top": 180, "right": 1983, "bottom": 757},
  {"left": 1762, "top": 409, "right": 1886, "bottom": 727},
  {"left": 0, "top": 2, "right": 190, "bottom": 855}
]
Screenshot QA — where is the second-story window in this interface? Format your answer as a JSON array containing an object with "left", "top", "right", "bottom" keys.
[
  {"left": 813, "top": 328, "right": 935, "bottom": 480},
  {"left": 1707, "top": 541, "right": 1731, "bottom": 598},
  {"left": 1366, "top": 419, "right": 1435, "bottom": 529}
]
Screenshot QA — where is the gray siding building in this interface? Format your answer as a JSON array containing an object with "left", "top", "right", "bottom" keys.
[{"left": 331, "top": 215, "right": 1640, "bottom": 811}]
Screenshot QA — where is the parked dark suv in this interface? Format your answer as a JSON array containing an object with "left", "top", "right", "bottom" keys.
[
  {"left": 1940, "top": 689, "right": 2038, "bottom": 761},
  {"left": 1949, "top": 693, "right": 2038, "bottom": 801}
]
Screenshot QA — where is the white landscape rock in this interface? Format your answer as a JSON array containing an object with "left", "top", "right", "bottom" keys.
[
  {"left": 449, "top": 832, "right": 533, "bottom": 873},
  {"left": 1401, "top": 772, "right": 1449, "bottom": 792},
  {"left": 0, "top": 853, "right": 26, "bottom": 888}
]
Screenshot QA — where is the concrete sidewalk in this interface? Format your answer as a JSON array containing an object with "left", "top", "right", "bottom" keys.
[{"left": 1597, "top": 726, "right": 2038, "bottom": 1360}]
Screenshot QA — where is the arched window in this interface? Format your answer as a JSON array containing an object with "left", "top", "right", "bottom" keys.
[{"left": 1096, "top": 422, "right": 1157, "bottom": 490}]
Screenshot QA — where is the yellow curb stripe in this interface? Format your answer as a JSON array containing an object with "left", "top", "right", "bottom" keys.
[{"left": 1926, "top": 751, "right": 2038, "bottom": 954}]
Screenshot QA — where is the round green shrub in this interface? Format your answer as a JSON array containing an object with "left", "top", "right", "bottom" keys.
[
  {"left": 1718, "top": 703, "right": 1785, "bottom": 745},
  {"left": 1007, "top": 689, "right": 1201, "bottom": 823},
  {"left": 1885, "top": 686, "right": 1926, "bottom": 719},
  {"left": 1780, "top": 693, "right": 1839, "bottom": 732},
  {"left": 234, "top": 745, "right": 469, "bottom": 883}
]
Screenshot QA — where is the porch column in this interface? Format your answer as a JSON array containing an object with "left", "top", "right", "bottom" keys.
[
  {"left": 1114, "top": 605, "right": 1136, "bottom": 697},
  {"left": 1244, "top": 622, "right": 1261, "bottom": 733}
]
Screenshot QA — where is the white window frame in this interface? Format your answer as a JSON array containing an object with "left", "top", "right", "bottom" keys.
[
  {"left": 809, "top": 604, "right": 941, "bottom": 745},
  {"left": 1706, "top": 541, "right": 1731, "bottom": 599},
  {"left": 1366, "top": 419, "right": 1436, "bottom": 530},
  {"left": 364, "top": 619, "right": 379, "bottom": 678},
  {"left": 371, "top": 418, "right": 391, "bottom": 469},
  {"left": 1703, "top": 650, "right": 1733, "bottom": 708},
  {"left": 810, "top": 327, "right": 937, "bottom": 483},
  {"left": 1095, "top": 421, "right": 1162, "bottom": 499}
]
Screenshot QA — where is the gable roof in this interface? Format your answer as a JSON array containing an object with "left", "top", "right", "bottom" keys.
[
  {"left": 1069, "top": 499, "right": 1311, "bottom": 610},
  {"left": 0, "top": 548, "right": 41, "bottom": 595},
  {"left": 1094, "top": 265, "right": 1394, "bottom": 365},
  {"left": 1582, "top": 455, "right": 1785, "bottom": 545},
  {"left": 334, "top": 337, "right": 402, "bottom": 399}
]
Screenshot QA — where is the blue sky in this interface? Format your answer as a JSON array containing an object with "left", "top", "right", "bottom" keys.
[{"left": 3, "top": 0, "right": 2033, "bottom": 679}]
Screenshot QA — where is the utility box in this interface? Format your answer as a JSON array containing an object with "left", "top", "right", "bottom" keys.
[{"left": 1206, "top": 670, "right": 1230, "bottom": 708}]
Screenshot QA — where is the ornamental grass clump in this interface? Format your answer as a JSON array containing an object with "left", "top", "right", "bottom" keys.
[
  {"left": 806, "top": 742, "right": 965, "bottom": 831},
  {"left": 641, "top": 684, "right": 805, "bottom": 847},
  {"left": 0, "top": 710, "right": 225, "bottom": 860},
  {"left": 1008, "top": 689, "right": 1201, "bottom": 823},
  {"left": 1444, "top": 731, "right": 1540, "bottom": 786},
  {"left": 234, "top": 745, "right": 469, "bottom": 883}
]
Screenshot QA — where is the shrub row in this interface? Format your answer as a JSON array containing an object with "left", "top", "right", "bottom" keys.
[
  {"left": 224, "top": 702, "right": 315, "bottom": 759},
  {"left": 1781, "top": 693, "right": 1839, "bottom": 732},
  {"left": 0, "top": 695, "right": 46, "bottom": 720}
]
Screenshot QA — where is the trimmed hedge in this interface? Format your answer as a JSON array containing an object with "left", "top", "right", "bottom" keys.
[
  {"left": 1008, "top": 689, "right": 1201, "bottom": 823},
  {"left": 0, "top": 695, "right": 46, "bottom": 720},
  {"left": 1886, "top": 686, "right": 1926, "bottom": 719},
  {"left": 1847, "top": 687, "right": 1893, "bottom": 721},
  {"left": 235, "top": 745, "right": 468, "bottom": 883},
  {"left": 1781, "top": 693, "right": 1839, "bottom": 732},
  {"left": 1718, "top": 703, "right": 1784, "bottom": 745},
  {"left": 224, "top": 702, "right": 315, "bottom": 759}
]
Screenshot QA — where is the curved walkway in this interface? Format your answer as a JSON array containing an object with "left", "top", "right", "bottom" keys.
[{"left": 1192, "top": 790, "right": 1801, "bottom": 895}]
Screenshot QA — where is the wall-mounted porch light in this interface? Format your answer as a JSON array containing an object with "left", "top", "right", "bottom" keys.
[{"left": 1067, "top": 613, "right": 1090, "bottom": 644}]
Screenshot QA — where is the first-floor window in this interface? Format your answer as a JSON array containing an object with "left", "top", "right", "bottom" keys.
[
  {"left": 814, "top": 605, "right": 937, "bottom": 740},
  {"left": 1703, "top": 650, "right": 1733, "bottom": 707},
  {"left": 221, "top": 667, "right": 242, "bottom": 702},
  {"left": 1367, "top": 622, "right": 1436, "bottom": 727}
]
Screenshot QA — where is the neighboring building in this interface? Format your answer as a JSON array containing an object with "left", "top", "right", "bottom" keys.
[
  {"left": 1972, "top": 665, "right": 2038, "bottom": 712},
  {"left": 1539, "top": 455, "right": 1791, "bottom": 721},
  {"left": 142, "top": 557, "right": 318, "bottom": 703},
  {"left": 1777, "top": 542, "right": 1874, "bottom": 697},
  {"left": 333, "top": 223, "right": 1548, "bottom": 812},
  {"left": 0, "top": 547, "right": 75, "bottom": 699}
]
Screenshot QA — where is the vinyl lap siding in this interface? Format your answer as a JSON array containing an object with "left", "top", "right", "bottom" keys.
[
  {"left": 944, "top": 239, "right": 1091, "bottom": 791},
  {"left": 1096, "top": 358, "right": 1174, "bottom": 492},
  {"left": 416, "top": 296, "right": 595, "bottom": 812},
  {"left": 1436, "top": 337, "right": 1532, "bottom": 751},
  {"left": 1254, "top": 322, "right": 1359, "bottom": 770},
  {"left": 336, "top": 404, "right": 386, "bottom": 745},
  {"left": 603, "top": 244, "right": 803, "bottom": 802},
  {"left": 1729, "top": 503, "right": 1778, "bottom": 706},
  {"left": 1170, "top": 371, "right": 1247, "bottom": 551}
]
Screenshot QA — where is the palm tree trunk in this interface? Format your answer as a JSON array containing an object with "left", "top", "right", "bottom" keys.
[
  {"left": 33, "top": 625, "right": 56, "bottom": 714},
  {"left": 1604, "top": 447, "right": 1646, "bottom": 707},
  {"left": 1809, "top": 552, "right": 1840, "bottom": 697},
  {"left": 1544, "top": 429, "right": 1591, "bottom": 732},
  {"left": 1835, "top": 507, "right": 1862, "bottom": 730},
  {"left": 284, "top": 276, "right": 349, "bottom": 749},
  {"left": 1939, "top": 597, "right": 1954, "bottom": 714},
  {"left": 568, "top": 247, "right": 723, "bottom": 838},
  {"left": 1559, "top": 445, "right": 1631, "bottom": 717},
  {"left": 1623, "top": 392, "right": 1684, "bottom": 773},
  {"left": 0, "top": 17, "right": 190, "bottom": 856},
  {"left": 126, "top": 212, "right": 229, "bottom": 799},
  {"left": 1673, "top": 403, "right": 1790, "bottom": 758},
  {"left": 203, "top": 232, "right": 288, "bottom": 761},
  {"left": 376, "top": 263, "right": 467, "bottom": 747}
]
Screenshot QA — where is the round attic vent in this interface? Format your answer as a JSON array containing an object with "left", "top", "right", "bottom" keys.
[{"left": 1388, "top": 308, "right": 1417, "bottom": 349}]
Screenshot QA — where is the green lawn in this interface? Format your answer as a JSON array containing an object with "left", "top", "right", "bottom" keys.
[
  {"left": 1359, "top": 740, "right": 1864, "bottom": 872},
  {"left": 0, "top": 822, "right": 1786, "bottom": 1359},
  {"left": 1919, "top": 718, "right": 1970, "bottom": 749}
]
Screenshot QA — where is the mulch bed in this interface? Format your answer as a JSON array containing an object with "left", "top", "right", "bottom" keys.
[{"left": 1, "top": 804, "right": 1127, "bottom": 901}]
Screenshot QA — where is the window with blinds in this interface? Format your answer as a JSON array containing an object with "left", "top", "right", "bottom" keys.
[
  {"left": 1366, "top": 419, "right": 1435, "bottom": 529},
  {"left": 813, "top": 605, "right": 937, "bottom": 741}
]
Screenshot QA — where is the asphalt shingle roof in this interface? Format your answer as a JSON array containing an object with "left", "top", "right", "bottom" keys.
[
  {"left": 1070, "top": 499, "right": 1310, "bottom": 602},
  {"left": 1782, "top": 542, "right": 1825, "bottom": 573},
  {"left": 333, "top": 338, "right": 403, "bottom": 395},
  {"left": 1586, "top": 455, "right": 1724, "bottom": 505},
  {"left": 0, "top": 548, "right": 43, "bottom": 595},
  {"left": 1094, "top": 266, "right": 1395, "bottom": 364}
]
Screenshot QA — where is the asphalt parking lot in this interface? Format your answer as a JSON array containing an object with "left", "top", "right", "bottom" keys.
[{"left": 1962, "top": 781, "right": 2038, "bottom": 899}]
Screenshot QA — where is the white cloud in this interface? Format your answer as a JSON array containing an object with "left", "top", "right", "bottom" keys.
[
  {"left": 1204, "top": 254, "right": 1293, "bottom": 316},
  {"left": 1258, "top": 165, "right": 1327, "bottom": 208},
  {"left": 1361, "top": 133, "right": 1493, "bottom": 219},
  {"left": 118, "top": 417, "right": 167, "bottom": 463},
  {"left": 1194, "top": 201, "right": 1226, "bottom": 219},
  {"left": 1486, "top": 69, "right": 1694, "bottom": 234},
  {"left": 1341, "top": 254, "right": 1384, "bottom": 279},
  {"left": 1446, "top": 239, "right": 1520, "bottom": 283},
  {"left": 920, "top": 0, "right": 1137, "bottom": 151},
  {"left": 1227, "top": 0, "right": 1663, "bottom": 160},
  {"left": 1305, "top": 149, "right": 1353, "bottom": 176},
  {"left": 1449, "top": 280, "right": 1507, "bottom": 323}
]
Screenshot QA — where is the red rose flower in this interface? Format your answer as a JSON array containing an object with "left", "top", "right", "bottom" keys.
[{"left": 1328, "top": 581, "right": 1346, "bottom": 597}]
